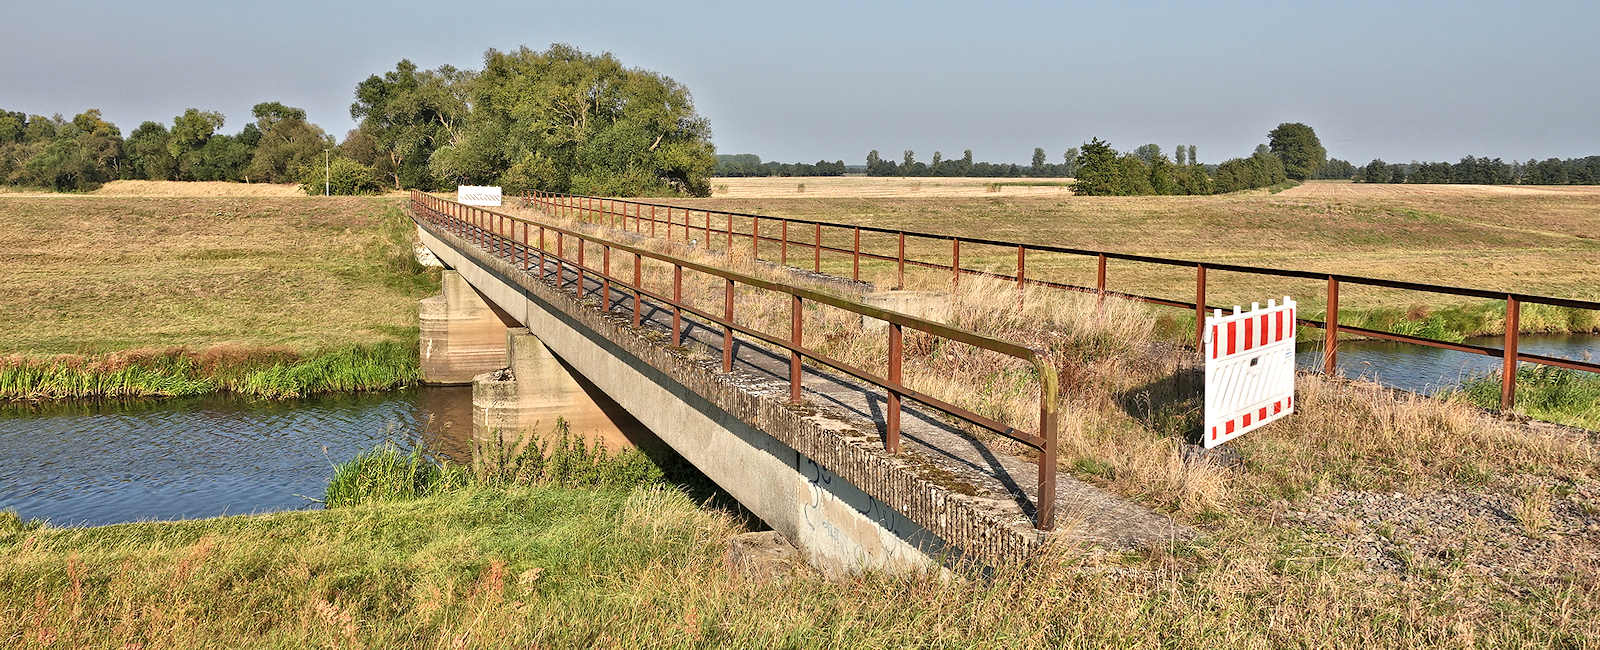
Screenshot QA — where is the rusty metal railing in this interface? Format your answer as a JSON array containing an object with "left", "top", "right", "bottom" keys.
[
  {"left": 524, "top": 190, "right": 1600, "bottom": 411},
  {"left": 412, "top": 191, "right": 1061, "bottom": 530}
]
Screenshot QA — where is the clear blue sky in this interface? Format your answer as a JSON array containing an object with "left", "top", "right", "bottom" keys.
[{"left": 5, "top": 0, "right": 1597, "bottom": 165}]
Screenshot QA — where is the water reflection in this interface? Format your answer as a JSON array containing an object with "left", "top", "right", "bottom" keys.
[
  {"left": 1299, "top": 333, "right": 1599, "bottom": 395},
  {"left": 0, "top": 387, "right": 474, "bottom": 527}
]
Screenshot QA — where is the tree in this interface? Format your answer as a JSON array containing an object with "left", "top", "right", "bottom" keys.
[
  {"left": 1133, "top": 144, "right": 1161, "bottom": 165},
  {"left": 1267, "top": 122, "right": 1326, "bottom": 180},
  {"left": 1070, "top": 138, "right": 1122, "bottom": 195},
  {"left": 245, "top": 101, "right": 330, "bottom": 183},
  {"left": 1360, "top": 159, "right": 1391, "bottom": 183},
  {"left": 1187, "top": 145, "right": 1197, "bottom": 166},
  {"left": 1174, "top": 145, "right": 1186, "bottom": 166},
  {"left": 1062, "top": 147, "right": 1079, "bottom": 177},
  {"left": 298, "top": 155, "right": 382, "bottom": 195},
  {"left": 1031, "top": 147, "right": 1046, "bottom": 172},
  {"left": 428, "top": 44, "right": 715, "bottom": 196},
  {"left": 168, "top": 109, "right": 225, "bottom": 180},
  {"left": 351, "top": 59, "right": 471, "bottom": 190}
]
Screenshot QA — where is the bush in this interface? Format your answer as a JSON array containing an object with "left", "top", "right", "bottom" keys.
[{"left": 298, "top": 155, "right": 382, "bottom": 195}]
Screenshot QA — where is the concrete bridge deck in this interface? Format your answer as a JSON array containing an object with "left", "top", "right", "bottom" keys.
[{"left": 411, "top": 193, "right": 1185, "bottom": 573}]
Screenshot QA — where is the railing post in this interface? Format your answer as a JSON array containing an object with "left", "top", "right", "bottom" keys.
[
  {"left": 556, "top": 231, "right": 564, "bottom": 288},
  {"left": 790, "top": 294, "right": 803, "bottom": 404},
  {"left": 1324, "top": 276, "right": 1340, "bottom": 376},
  {"left": 576, "top": 238, "right": 586, "bottom": 299},
  {"left": 538, "top": 226, "right": 546, "bottom": 276},
  {"left": 632, "top": 254, "right": 642, "bottom": 328},
  {"left": 1096, "top": 253, "right": 1107, "bottom": 308},
  {"left": 896, "top": 232, "right": 906, "bottom": 289},
  {"left": 814, "top": 223, "right": 821, "bottom": 272},
  {"left": 1037, "top": 397, "right": 1057, "bottom": 531},
  {"left": 602, "top": 245, "right": 612, "bottom": 309},
  {"left": 705, "top": 211, "right": 712, "bottom": 245},
  {"left": 852, "top": 227, "right": 861, "bottom": 282},
  {"left": 887, "top": 322, "right": 902, "bottom": 454},
  {"left": 952, "top": 237, "right": 961, "bottom": 287},
  {"left": 672, "top": 264, "right": 683, "bottom": 347},
  {"left": 666, "top": 206, "right": 673, "bottom": 242},
  {"left": 651, "top": 205, "right": 656, "bottom": 237},
  {"left": 1503, "top": 296, "right": 1520, "bottom": 410},
  {"left": 723, "top": 279, "right": 734, "bottom": 373},
  {"left": 1195, "top": 264, "right": 1207, "bottom": 351},
  {"left": 781, "top": 220, "right": 789, "bottom": 266},
  {"left": 1016, "top": 245, "right": 1026, "bottom": 296},
  {"left": 726, "top": 213, "right": 733, "bottom": 256},
  {"left": 752, "top": 216, "right": 760, "bottom": 260},
  {"left": 521, "top": 221, "right": 529, "bottom": 270}
]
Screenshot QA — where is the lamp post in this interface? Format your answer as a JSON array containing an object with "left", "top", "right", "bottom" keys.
[{"left": 324, "top": 149, "right": 330, "bottom": 196}]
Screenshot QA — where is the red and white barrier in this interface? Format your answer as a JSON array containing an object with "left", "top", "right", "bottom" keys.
[{"left": 1204, "top": 297, "right": 1296, "bottom": 448}]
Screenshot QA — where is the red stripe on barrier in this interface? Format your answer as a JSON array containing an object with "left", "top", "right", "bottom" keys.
[
  {"left": 1227, "top": 322, "right": 1236, "bottom": 355},
  {"left": 1275, "top": 310, "right": 1284, "bottom": 343},
  {"left": 1243, "top": 318, "right": 1253, "bottom": 351},
  {"left": 1211, "top": 426, "right": 1217, "bottom": 440},
  {"left": 1226, "top": 420, "right": 1235, "bottom": 434},
  {"left": 1259, "top": 407, "right": 1267, "bottom": 419},
  {"left": 1273, "top": 401, "right": 1282, "bottom": 414},
  {"left": 1212, "top": 325, "right": 1219, "bottom": 359},
  {"left": 1243, "top": 413, "right": 1252, "bottom": 427},
  {"left": 1259, "top": 314, "right": 1268, "bottom": 346}
]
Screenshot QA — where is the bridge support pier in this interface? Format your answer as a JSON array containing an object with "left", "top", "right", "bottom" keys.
[
  {"left": 472, "top": 328, "right": 648, "bottom": 450},
  {"left": 420, "top": 270, "right": 519, "bottom": 385}
]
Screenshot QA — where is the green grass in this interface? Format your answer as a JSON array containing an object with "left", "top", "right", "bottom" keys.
[
  {"left": 1460, "top": 365, "right": 1600, "bottom": 430},
  {"left": 0, "top": 340, "right": 419, "bottom": 401}
]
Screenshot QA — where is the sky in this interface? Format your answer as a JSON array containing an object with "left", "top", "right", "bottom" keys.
[{"left": 4, "top": 0, "right": 1598, "bottom": 166}]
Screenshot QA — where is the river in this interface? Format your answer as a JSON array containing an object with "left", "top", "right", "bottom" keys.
[{"left": 2, "top": 334, "right": 1595, "bottom": 527}]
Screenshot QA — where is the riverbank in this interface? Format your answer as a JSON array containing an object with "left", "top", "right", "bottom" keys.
[
  {"left": 3, "top": 433, "right": 1595, "bottom": 647},
  {"left": 0, "top": 194, "right": 437, "bottom": 401},
  {"left": 0, "top": 340, "right": 418, "bottom": 401}
]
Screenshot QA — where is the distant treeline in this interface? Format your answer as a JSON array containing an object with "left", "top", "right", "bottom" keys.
[
  {"left": 1356, "top": 156, "right": 1600, "bottom": 185},
  {"left": 0, "top": 103, "right": 333, "bottom": 192},
  {"left": 2, "top": 44, "right": 719, "bottom": 196},
  {"left": 1067, "top": 123, "right": 1330, "bottom": 196},
  {"left": 715, "top": 154, "right": 846, "bottom": 177},
  {"left": 861, "top": 147, "right": 1096, "bottom": 177}
]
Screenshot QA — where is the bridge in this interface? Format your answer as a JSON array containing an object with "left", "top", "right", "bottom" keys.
[{"left": 408, "top": 191, "right": 1183, "bottom": 575}]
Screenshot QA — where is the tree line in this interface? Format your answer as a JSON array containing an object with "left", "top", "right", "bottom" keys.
[
  {"left": 0, "top": 103, "right": 332, "bottom": 192},
  {"left": 2, "top": 44, "right": 719, "bottom": 196},
  {"left": 715, "top": 154, "right": 846, "bottom": 177},
  {"left": 860, "top": 147, "right": 1102, "bottom": 178},
  {"left": 1066, "top": 123, "right": 1326, "bottom": 196},
  {"left": 1357, "top": 156, "right": 1600, "bottom": 185}
]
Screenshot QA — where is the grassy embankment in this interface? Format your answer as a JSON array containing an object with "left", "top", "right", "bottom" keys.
[
  {"left": 0, "top": 192, "right": 437, "bottom": 399},
  {"left": 669, "top": 179, "right": 1600, "bottom": 343}
]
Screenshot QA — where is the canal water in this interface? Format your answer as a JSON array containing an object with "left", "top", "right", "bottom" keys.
[
  {"left": 1300, "top": 333, "right": 1599, "bottom": 395},
  {"left": 2, "top": 335, "right": 1594, "bottom": 528},
  {"left": 0, "top": 387, "right": 475, "bottom": 527}
]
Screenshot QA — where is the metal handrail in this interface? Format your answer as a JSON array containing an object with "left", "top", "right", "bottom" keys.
[
  {"left": 525, "top": 190, "right": 1600, "bottom": 410},
  {"left": 411, "top": 191, "right": 1061, "bottom": 530}
]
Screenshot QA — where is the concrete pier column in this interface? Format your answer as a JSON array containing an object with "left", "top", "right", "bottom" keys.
[
  {"left": 420, "top": 270, "right": 519, "bottom": 385},
  {"left": 472, "top": 328, "right": 648, "bottom": 450}
]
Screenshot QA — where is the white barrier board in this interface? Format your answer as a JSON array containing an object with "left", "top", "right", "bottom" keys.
[
  {"left": 1203, "top": 297, "right": 1296, "bottom": 448},
  {"left": 458, "top": 185, "right": 503, "bottom": 207}
]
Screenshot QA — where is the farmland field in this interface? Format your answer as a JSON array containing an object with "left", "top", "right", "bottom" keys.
[{"left": 651, "top": 178, "right": 1600, "bottom": 337}]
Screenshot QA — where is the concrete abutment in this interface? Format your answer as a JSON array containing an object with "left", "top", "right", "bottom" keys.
[{"left": 419, "top": 270, "right": 520, "bottom": 385}]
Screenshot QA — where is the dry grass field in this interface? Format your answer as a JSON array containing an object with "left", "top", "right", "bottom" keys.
[
  {"left": 708, "top": 175, "right": 1074, "bottom": 198},
  {"left": 0, "top": 195, "right": 429, "bottom": 355},
  {"left": 639, "top": 180, "right": 1600, "bottom": 337}
]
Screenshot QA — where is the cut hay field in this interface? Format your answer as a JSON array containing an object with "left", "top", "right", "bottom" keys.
[
  {"left": 652, "top": 180, "right": 1600, "bottom": 338},
  {"left": 0, "top": 195, "right": 430, "bottom": 356},
  {"left": 708, "top": 175, "right": 1074, "bottom": 198}
]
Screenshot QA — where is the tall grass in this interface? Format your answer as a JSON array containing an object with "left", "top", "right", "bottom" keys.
[
  {"left": 0, "top": 340, "right": 418, "bottom": 401},
  {"left": 325, "top": 420, "right": 665, "bottom": 508},
  {"left": 1458, "top": 365, "right": 1600, "bottom": 430}
]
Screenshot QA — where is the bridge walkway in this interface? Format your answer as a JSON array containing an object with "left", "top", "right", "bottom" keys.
[{"left": 449, "top": 212, "right": 1185, "bottom": 549}]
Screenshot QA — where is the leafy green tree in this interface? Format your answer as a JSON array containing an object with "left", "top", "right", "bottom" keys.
[
  {"left": 298, "top": 155, "right": 382, "bottom": 195},
  {"left": 1187, "top": 145, "right": 1197, "bottom": 166},
  {"left": 168, "top": 109, "right": 225, "bottom": 180},
  {"left": 351, "top": 60, "right": 470, "bottom": 190},
  {"left": 1174, "top": 145, "right": 1186, "bottom": 166},
  {"left": 429, "top": 45, "right": 714, "bottom": 196},
  {"left": 244, "top": 101, "right": 331, "bottom": 183},
  {"left": 1062, "top": 147, "right": 1079, "bottom": 177},
  {"left": 1031, "top": 147, "right": 1046, "bottom": 172},
  {"left": 1267, "top": 122, "right": 1326, "bottom": 180},
  {"left": 124, "top": 122, "right": 175, "bottom": 180},
  {"left": 1070, "top": 138, "right": 1122, "bottom": 195},
  {"left": 1132, "top": 144, "right": 1161, "bottom": 165}
]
